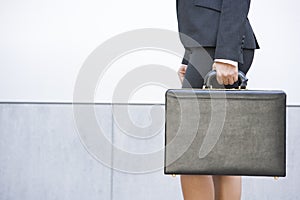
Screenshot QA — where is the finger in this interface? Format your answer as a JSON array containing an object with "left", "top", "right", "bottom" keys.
[
  {"left": 228, "top": 77, "right": 235, "bottom": 85},
  {"left": 220, "top": 73, "right": 228, "bottom": 85},
  {"left": 212, "top": 63, "right": 216, "bottom": 70},
  {"left": 217, "top": 75, "right": 223, "bottom": 85},
  {"left": 233, "top": 73, "right": 238, "bottom": 82},
  {"left": 178, "top": 69, "right": 184, "bottom": 75},
  {"left": 177, "top": 70, "right": 183, "bottom": 76},
  {"left": 223, "top": 79, "right": 229, "bottom": 85},
  {"left": 179, "top": 67, "right": 186, "bottom": 73},
  {"left": 179, "top": 70, "right": 185, "bottom": 76},
  {"left": 178, "top": 65, "right": 185, "bottom": 71}
]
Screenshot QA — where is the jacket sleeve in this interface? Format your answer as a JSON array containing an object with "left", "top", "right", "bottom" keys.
[
  {"left": 214, "top": 0, "right": 251, "bottom": 64},
  {"left": 181, "top": 47, "right": 192, "bottom": 65}
]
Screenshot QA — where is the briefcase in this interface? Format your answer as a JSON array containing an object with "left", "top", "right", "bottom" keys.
[{"left": 164, "top": 70, "right": 286, "bottom": 177}]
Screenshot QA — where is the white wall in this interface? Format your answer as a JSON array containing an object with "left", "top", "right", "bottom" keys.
[
  {"left": 0, "top": 0, "right": 299, "bottom": 104},
  {"left": 247, "top": 0, "right": 300, "bottom": 105}
]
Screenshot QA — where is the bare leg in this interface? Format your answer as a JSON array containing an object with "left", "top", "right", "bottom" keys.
[
  {"left": 213, "top": 175, "right": 242, "bottom": 200},
  {"left": 180, "top": 175, "right": 214, "bottom": 200}
]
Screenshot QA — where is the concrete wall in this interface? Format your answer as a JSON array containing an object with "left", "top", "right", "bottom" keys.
[{"left": 0, "top": 103, "right": 299, "bottom": 200}]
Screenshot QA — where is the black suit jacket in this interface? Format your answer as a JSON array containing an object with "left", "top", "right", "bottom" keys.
[{"left": 177, "top": 0, "right": 260, "bottom": 65}]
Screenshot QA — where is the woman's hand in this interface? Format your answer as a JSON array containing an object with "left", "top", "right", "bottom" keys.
[
  {"left": 177, "top": 64, "right": 187, "bottom": 83},
  {"left": 212, "top": 62, "right": 238, "bottom": 85}
]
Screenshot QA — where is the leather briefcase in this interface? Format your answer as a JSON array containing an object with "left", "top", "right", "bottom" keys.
[{"left": 164, "top": 70, "right": 286, "bottom": 177}]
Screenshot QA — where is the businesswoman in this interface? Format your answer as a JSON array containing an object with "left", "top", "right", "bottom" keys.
[{"left": 176, "top": 0, "right": 259, "bottom": 199}]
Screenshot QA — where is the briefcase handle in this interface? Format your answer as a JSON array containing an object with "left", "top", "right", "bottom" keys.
[{"left": 203, "top": 70, "right": 248, "bottom": 89}]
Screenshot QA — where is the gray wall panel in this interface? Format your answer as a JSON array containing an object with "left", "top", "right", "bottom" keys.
[
  {"left": 0, "top": 104, "right": 112, "bottom": 200},
  {"left": 111, "top": 105, "right": 181, "bottom": 200}
]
